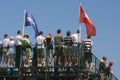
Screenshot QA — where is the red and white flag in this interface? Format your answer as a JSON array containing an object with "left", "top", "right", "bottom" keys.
[{"left": 79, "top": 5, "right": 96, "bottom": 36}]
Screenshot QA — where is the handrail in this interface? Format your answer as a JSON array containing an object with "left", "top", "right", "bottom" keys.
[{"left": 0, "top": 43, "right": 119, "bottom": 80}]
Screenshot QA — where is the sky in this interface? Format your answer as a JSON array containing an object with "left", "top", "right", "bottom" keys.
[{"left": 0, "top": 0, "right": 120, "bottom": 79}]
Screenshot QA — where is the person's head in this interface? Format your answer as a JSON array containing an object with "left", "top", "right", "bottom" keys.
[
  {"left": 24, "top": 34, "right": 29, "bottom": 38},
  {"left": 26, "top": 35, "right": 29, "bottom": 38},
  {"left": 102, "top": 56, "right": 107, "bottom": 61},
  {"left": 87, "top": 35, "right": 91, "bottom": 39},
  {"left": 17, "top": 30, "right": 22, "bottom": 35},
  {"left": 109, "top": 61, "right": 113, "bottom": 66},
  {"left": 48, "top": 33, "right": 52, "bottom": 38},
  {"left": 66, "top": 30, "right": 71, "bottom": 36},
  {"left": 77, "top": 29, "right": 80, "bottom": 33},
  {"left": 4, "top": 34, "right": 8, "bottom": 39},
  {"left": 57, "top": 29, "right": 61, "bottom": 34},
  {"left": 39, "top": 31, "right": 43, "bottom": 35},
  {"left": 10, "top": 36, "right": 14, "bottom": 41}
]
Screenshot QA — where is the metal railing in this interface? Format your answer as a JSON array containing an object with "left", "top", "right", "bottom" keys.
[{"left": 0, "top": 43, "right": 119, "bottom": 80}]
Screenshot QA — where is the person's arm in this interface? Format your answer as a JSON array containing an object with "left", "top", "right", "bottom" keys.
[{"left": 109, "top": 69, "right": 113, "bottom": 74}]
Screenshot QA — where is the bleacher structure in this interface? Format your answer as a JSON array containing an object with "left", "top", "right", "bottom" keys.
[{"left": 0, "top": 43, "right": 119, "bottom": 80}]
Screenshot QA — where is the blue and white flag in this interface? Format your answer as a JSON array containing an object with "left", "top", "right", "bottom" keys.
[{"left": 25, "top": 11, "right": 39, "bottom": 38}]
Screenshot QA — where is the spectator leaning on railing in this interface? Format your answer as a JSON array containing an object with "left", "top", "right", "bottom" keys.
[
  {"left": 99, "top": 56, "right": 107, "bottom": 80},
  {"left": 106, "top": 61, "right": 114, "bottom": 79}
]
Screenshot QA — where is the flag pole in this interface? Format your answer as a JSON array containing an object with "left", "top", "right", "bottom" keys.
[
  {"left": 79, "top": 3, "right": 82, "bottom": 42},
  {"left": 22, "top": 10, "right": 26, "bottom": 36},
  {"left": 78, "top": 3, "right": 81, "bottom": 68},
  {"left": 20, "top": 10, "right": 26, "bottom": 67},
  {"left": 79, "top": 24, "right": 82, "bottom": 42}
]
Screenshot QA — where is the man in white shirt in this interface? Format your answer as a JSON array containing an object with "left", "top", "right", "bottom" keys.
[
  {"left": 72, "top": 29, "right": 82, "bottom": 66},
  {"left": 15, "top": 30, "right": 23, "bottom": 68},
  {"left": 72, "top": 30, "right": 82, "bottom": 44}
]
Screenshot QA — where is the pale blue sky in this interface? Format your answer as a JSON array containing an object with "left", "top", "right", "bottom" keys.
[{"left": 0, "top": 0, "right": 120, "bottom": 79}]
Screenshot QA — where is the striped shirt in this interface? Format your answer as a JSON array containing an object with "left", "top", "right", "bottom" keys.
[
  {"left": 84, "top": 39, "right": 93, "bottom": 52},
  {"left": 64, "top": 36, "right": 73, "bottom": 46}
]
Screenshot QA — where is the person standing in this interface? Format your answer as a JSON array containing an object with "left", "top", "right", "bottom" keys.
[
  {"left": 0, "top": 39, "right": 2, "bottom": 65},
  {"left": 7, "top": 36, "right": 15, "bottom": 68},
  {"left": 72, "top": 29, "right": 83, "bottom": 66},
  {"left": 54, "top": 29, "right": 64, "bottom": 75},
  {"left": 36, "top": 31, "right": 45, "bottom": 67},
  {"left": 22, "top": 34, "right": 31, "bottom": 67},
  {"left": 106, "top": 61, "right": 114, "bottom": 79},
  {"left": 54, "top": 29, "right": 64, "bottom": 67},
  {"left": 99, "top": 56, "right": 107, "bottom": 80},
  {"left": 45, "top": 33, "right": 53, "bottom": 66},
  {"left": 15, "top": 30, "right": 23, "bottom": 68},
  {"left": 64, "top": 31, "right": 73, "bottom": 67},
  {"left": 2, "top": 34, "right": 9, "bottom": 67},
  {"left": 83, "top": 35, "right": 93, "bottom": 71}
]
